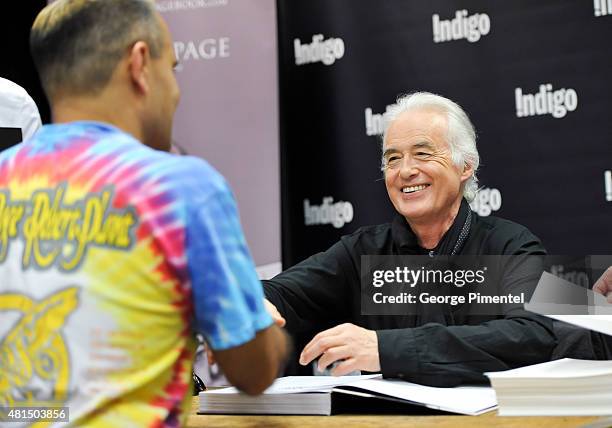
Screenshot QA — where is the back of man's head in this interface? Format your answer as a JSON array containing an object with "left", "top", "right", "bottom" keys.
[{"left": 30, "top": 0, "right": 163, "bottom": 101}]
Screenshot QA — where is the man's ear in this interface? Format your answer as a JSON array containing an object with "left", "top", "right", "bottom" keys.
[
  {"left": 128, "top": 41, "right": 150, "bottom": 95},
  {"left": 460, "top": 162, "right": 474, "bottom": 182}
]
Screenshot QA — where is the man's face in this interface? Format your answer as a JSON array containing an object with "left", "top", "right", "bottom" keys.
[
  {"left": 383, "top": 108, "right": 472, "bottom": 224},
  {"left": 145, "top": 15, "right": 180, "bottom": 151}
]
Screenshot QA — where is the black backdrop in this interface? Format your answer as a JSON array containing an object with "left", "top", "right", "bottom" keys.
[
  {"left": 2, "top": 1, "right": 610, "bottom": 266},
  {"left": 278, "top": 0, "right": 612, "bottom": 267}
]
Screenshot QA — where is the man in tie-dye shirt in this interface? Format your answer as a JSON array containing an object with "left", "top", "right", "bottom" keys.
[{"left": 0, "top": 1, "right": 289, "bottom": 426}]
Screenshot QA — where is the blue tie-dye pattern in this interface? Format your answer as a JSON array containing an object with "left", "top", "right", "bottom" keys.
[
  {"left": 183, "top": 167, "right": 273, "bottom": 350},
  {"left": 11, "top": 121, "right": 272, "bottom": 350}
]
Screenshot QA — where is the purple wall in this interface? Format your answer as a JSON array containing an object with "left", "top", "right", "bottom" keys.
[{"left": 159, "top": 0, "right": 281, "bottom": 274}]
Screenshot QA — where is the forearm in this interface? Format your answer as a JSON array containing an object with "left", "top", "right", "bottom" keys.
[
  {"left": 215, "top": 324, "right": 292, "bottom": 395},
  {"left": 377, "top": 315, "right": 556, "bottom": 387},
  {"left": 263, "top": 280, "right": 329, "bottom": 334},
  {"left": 262, "top": 246, "right": 353, "bottom": 334}
]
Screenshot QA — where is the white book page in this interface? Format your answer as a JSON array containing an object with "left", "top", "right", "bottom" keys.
[
  {"left": 548, "top": 314, "right": 612, "bottom": 335},
  {"left": 205, "top": 374, "right": 382, "bottom": 395},
  {"left": 342, "top": 379, "right": 497, "bottom": 415},
  {"left": 486, "top": 358, "right": 612, "bottom": 379}
]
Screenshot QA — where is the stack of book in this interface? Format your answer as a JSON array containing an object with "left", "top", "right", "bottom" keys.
[{"left": 486, "top": 358, "right": 612, "bottom": 416}]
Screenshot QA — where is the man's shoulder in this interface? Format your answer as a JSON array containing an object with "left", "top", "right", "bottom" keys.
[
  {"left": 339, "top": 222, "right": 393, "bottom": 252},
  {"left": 155, "top": 154, "right": 229, "bottom": 202},
  {"left": 476, "top": 213, "right": 530, "bottom": 233},
  {"left": 0, "top": 78, "right": 39, "bottom": 127},
  {"left": 0, "top": 77, "right": 30, "bottom": 103},
  {"left": 82, "top": 126, "right": 229, "bottom": 202},
  {"left": 471, "top": 212, "right": 544, "bottom": 254},
  {"left": 47, "top": 122, "right": 231, "bottom": 204}
]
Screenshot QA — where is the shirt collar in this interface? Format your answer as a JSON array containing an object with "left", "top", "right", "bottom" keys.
[{"left": 391, "top": 198, "right": 472, "bottom": 255}]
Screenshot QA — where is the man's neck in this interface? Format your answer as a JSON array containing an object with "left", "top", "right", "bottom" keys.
[
  {"left": 407, "top": 198, "right": 463, "bottom": 250},
  {"left": 51, "top": 95, "right": 142, "bottom": 143}
]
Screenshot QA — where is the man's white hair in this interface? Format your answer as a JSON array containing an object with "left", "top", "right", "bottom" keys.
[{"left": 382, "top": 92, "right": 480, "bottom": 202}]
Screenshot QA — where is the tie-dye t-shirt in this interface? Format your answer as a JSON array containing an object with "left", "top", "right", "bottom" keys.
[{"left": 0, "top": 122, "right": 272, "bottom": 427}]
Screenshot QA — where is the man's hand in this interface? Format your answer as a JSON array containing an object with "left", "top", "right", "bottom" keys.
[
  {"left": 593, "top": 266, "right": 612, "bottom": 304},
  {"left": 264, "top": 298, "right": 286, "bottom": 327},
  {"left": 299, "top": 323, "right": 380, "bottom": 376}
]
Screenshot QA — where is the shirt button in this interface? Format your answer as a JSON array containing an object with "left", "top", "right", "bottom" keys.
[{"left": 398, "top": 373, "right": 404, "bottom": 379}]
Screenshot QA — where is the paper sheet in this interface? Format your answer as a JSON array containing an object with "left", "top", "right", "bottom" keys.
[
  {"left": 486, "top": 358, "right": 612, "bottom": 378},
  {"left": 207, "top": 374, "right": 382, "bottom": 395},
  {"left": 341, "top": 378, "right": 497, "bottom": 415}
]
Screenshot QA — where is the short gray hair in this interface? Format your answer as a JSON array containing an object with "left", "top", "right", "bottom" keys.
[{"left": 382, "top": 92, "right": 480, "bottom": 202}]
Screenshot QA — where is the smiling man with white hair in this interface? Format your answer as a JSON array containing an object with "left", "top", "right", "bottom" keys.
[{"left": 263, "top": 92, "right": 556, "bottom": 386}]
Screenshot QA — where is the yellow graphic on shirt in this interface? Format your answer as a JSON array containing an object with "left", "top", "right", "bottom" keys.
[
  {"left": 0, "top": 191, "right": 25, "bottom": 262},
  {"left": 0, "top": 184, "right": 136, "bottom": 271},
  {"left": 0, "top": 288, "right": 79, "bottom": 409}
]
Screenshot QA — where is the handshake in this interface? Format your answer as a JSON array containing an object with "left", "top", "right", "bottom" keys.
[{"left": 208, "top": 299, "right": 381, "bottom": 376}]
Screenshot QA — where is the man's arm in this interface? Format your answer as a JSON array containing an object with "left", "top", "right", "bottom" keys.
[
  {"left": 214, "top": 325, "right": 291, "bottom": 395},
  {"left": 377, "top": 313, "right": 555, "bottom": 386},
  {"left": 181, "top": 162, "right": 290, "bottom": 394},
  {"left": 298, "top": 228, "right": 556, "bottom": 385},
  {"left": 376, "top": 230, "right": 555, "bottom": 386},
  {"left": 263, "top": 240, "right": 353, "bottom": 334}
]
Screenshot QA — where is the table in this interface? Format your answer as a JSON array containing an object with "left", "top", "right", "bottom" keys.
[{"left": 186, "top": 397, "right": 609, "bottom": 428}]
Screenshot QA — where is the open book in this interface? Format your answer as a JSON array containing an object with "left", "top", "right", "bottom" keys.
[{"left": 199, "top": 375, "right": 497, "bottom": 416}]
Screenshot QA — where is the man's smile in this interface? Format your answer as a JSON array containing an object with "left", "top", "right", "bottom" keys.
[{"left": 401, "top": 184, "right": 431, "bottom": 194}]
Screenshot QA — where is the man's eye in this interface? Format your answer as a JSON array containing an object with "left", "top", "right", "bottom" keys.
[
  {"left": 416, "top": 152, "right": 432, "bottom": 157},
  {"left": 386, "top": 156, "right": 401, "bottom": 166}
]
